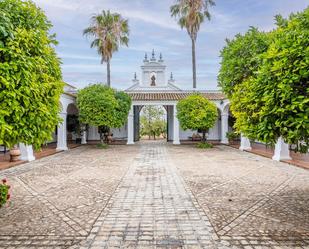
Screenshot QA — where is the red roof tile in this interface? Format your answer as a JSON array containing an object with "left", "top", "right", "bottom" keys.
[{"left": 127, "top": 92, "right": 226, "bottom": 101}]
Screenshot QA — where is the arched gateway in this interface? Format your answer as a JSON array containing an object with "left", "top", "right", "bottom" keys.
[
  {"left": 56, "top": 51, "right": 231, "bottom": 149},
  {"left": 19, "top": 51, "right": 231, "bottom": 161},
  {"left": 125, "top": 51, "right": 230, "bottom": 145}
]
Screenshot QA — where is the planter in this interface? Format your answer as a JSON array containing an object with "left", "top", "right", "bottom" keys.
[
  {"left": 10, "top": 146, "right": 21, "bottom": 162},
  {"left": 107, "top": 135, "right": 113, "bottom": 144}
]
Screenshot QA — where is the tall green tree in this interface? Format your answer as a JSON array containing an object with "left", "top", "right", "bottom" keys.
[
  {"left": 177, "top": 94, "right": 218, "bottom": 142},
  {"left": 171, "top": 0, "right": 215, "bottom": 89},
  {"left": 83, "top": 11, "right": 129, "bottom": 87},
  {"left": 77, "top": 84, "right": 131, "bottom": 144},
  {"left": 140, "top": 106, "right": 166, "bottom": 140},
  {"left": 0, "top": 0, "right": 63, "bottom": 150},
  {"left": 221, "top": 8, "right": 309, "bottom": 153},
  {"left": 113, "top": 91, "right": 132, "bottom": 128},
  {"left": 218, "top": 27, "right": 271, "bottom": 97}
]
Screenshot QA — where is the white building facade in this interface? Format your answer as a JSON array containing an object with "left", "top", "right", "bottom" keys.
[
  {"left": 83, "top": 51, "right": 231, "bottom": 145},
  {"left": 19, "top": 51, "right": 291, "bottom": 162}
]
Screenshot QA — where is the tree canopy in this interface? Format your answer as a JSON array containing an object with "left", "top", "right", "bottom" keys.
[
  {"left": 113, "top": 91, "right": 132, "bottom": 129},
  {"left": 218, "top": 27, "right": 271, "bottom": 97},
  {"left": 83, "top": 10, "right": 129, "bottom": 86},
  {"left": 0, "top": 0, "right": 63, "bottom": 150},
  {"left": 76, "top": 84, "right": 131, "bottom": 144},
  {"left": 219, "top": 7, "right": 309, "bottom": 152},
  {"left": 177, "top": 94, "right": 218, "bottom": 142},
  {"left": 140, "top": 106, "right": 166, "bottom": 140},
  {"left": 170, "top": 0, "right": 215, "bottom": 89}
]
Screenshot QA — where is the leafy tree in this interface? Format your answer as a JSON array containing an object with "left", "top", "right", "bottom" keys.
[
  {"left": 171, "top": 0, "right": 215, "bottom": 89},
  {"left": 0, "top": 0, "right": 63, "bottom": 150},
  {"left": 218, "top": 27, "right": 270, "bottom": 97},
  {"left": 177, "top": 94, "right": 218, "bottom": 142},
  {"left": 140, "top": 106, "right": 166, "bottom": 140},
  {"left": 77, "top": 84, "right": 131, "bottom": 144},
  {"left": 83, "top": 11, "right": 129, "bottom": 87},
  {"left": 226, "top": 8, "right": 309, "bottom": 153},
  {"left": 113, "top": 91, "right": 132, "bottom": 129}
]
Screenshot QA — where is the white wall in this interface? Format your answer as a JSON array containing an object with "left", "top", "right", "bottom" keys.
[
  {"left": 87, "top": 125, "right": 127, "bottom": 140},
  {"left": 179, "top": 129, "right": 196, "bottom": 140},
  {"left": 111, "top": 125, "right": 127, "bottom": 139},
  {"left": 208, "top": 117, "right": 221, "bottom": 140}
]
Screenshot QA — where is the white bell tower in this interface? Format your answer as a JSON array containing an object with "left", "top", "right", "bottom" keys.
[
  {"left": 126, "top": 50, "right": 181, "bottom": 92},
  {"left": 141, "top": 50, "right": 166, "bottom": 87}
]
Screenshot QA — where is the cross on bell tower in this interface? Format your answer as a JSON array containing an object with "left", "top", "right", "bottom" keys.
[{"left": 151, "top": 49, "right": 156, "bottom": 61}]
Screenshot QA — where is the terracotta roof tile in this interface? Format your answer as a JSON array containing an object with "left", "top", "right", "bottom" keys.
[{"left": 127, "top": 92, "right": 226, "bottom": 101}]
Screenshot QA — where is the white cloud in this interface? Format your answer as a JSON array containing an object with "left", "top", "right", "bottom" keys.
[
  {"left": 33, "top": 0, "right": 309, "bottom": 90},
  {"left": 59, "top": 53, "right": 100, "bottom": 61}
]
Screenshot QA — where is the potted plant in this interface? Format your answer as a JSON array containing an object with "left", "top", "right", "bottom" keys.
[
  {"left": 0, "top": 179, "right": 10, "bottom": 208},
  {"left": 226, "top": 131, "right": 240, "bottom": 144},
  {"left": 9, "top": 145, "right": 21, "bottom": 162}
]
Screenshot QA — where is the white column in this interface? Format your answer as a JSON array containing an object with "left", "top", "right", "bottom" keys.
[
  {"left": 173, "top": 105, "right": 180, "bottom": 145},
  {"left": 81, "top": 131, "right": 87, "bottom": 144},
  {"left": 19, "top": 143, "right": 35, "bottom": 161},
  {"left": 239, "top": 134, "right": 252, "bottom": 151},
  {"left": 272, "top": 136, "right": 291, "bottom": 161},
  {"left": 221, "top": 114, "right": 229, "bottom": 144},
  {"left": 57, "top": 112, "right": 68, "bottom": 151},
  {"left": 127, "top": 106, "right": 134, "bottom": 145}
]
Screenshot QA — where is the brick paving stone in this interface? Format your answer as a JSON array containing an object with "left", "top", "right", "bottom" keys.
[
  {"left": 0, "top": 145, "right": 137, "bottom": 248},
  {"left": 83, "top": 142, "right": 218, "bottom": 249},
  {"left": 169, "top": 144, "right": 309, "bottom": 249},
  {"left": 0, "top": 141, "right": 308, "bottom": 248}
]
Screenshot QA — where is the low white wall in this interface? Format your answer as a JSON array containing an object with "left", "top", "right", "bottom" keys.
[
  {"left": 208, "top": 118, "right": 221, "bottom": 140},
  {"left": 179, "top": 117, "right": 221, "bottom": 141},
  {"left": 111, "top": 125, "right": 127, "bottom": 139},
  {"left": 88, "top": 125, "right": 127, "bottom": 140},
  {"left": 179, "top": 129, "right": 196, "bottom": 140}
]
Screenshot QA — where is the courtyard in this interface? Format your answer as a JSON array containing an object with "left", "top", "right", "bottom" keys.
[{"left": 0, "top": 142, "right": 308, "bottom": 249}]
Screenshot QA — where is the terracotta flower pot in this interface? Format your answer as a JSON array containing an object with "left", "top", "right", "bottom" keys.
[
  {"left": 107, "top": 135, "right": 113, "bottom": 143},
  {"left": 10, "top": 146, "right": 21, "bottom": 162}
]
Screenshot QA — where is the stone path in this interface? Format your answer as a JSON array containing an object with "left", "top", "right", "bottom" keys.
[
  {"left": 169, "top": 144, "right": 309, "bottom": 249},
  {"left": 0, "top": 141, "right": 308, "bottom": 249},
  {"left": 81, "top": 142, "right": 218, "bottom": 249},
  {"left": 0, "top": 145, "right": 138, "bottom": 248}
]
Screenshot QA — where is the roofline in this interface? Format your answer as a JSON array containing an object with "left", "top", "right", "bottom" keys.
[
  {"left": 64, "top": 82, "right": 77, "bottom": 89},
  {"left": 63, "top": 92, "right": 76, "bottom": 98}
]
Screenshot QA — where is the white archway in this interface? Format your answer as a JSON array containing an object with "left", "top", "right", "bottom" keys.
[{"left": 57, "top": 94, "right": 76, "bottom": 151}]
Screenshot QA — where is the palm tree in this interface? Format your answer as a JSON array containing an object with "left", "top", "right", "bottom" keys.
[
  {"left": 170, "top": 0, "right": 215, "bottom": 89},
  {"left": 83, "top": 10, "right": 129, "bottom": 87}
]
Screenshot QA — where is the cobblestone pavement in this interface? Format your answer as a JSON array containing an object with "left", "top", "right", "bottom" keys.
[
  {"left": 81, "top": 141, "right": 218, "bottom": 249},
  {"left": 0, "top": 142, "right": 308, "bottom": 249},
  {"left": 0, "top": 145, "right": 138, "bottom": 248},
  {"left": 169, "top": 144, "right": 309, "bottom": 248}
]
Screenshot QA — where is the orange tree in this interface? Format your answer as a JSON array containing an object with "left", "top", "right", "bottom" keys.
[
  {"left": 219, "top": 8, "right": 309, "bottom": 153},
  {"left": 77, "top": 84, "right": 131, "bottom": 145},
  {"left": 0, "top": 0, "right": 63, "bottom": 150},
  {"left": 176, "top": 94, "right": 217, "bottom": 144}
]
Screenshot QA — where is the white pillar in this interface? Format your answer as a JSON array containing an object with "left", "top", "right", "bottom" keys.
[
  {"left": 221, "top": 114, "right": 229, "bottom": 144},
  {"left": 127, "top": 106, "right": 134, "bottom": 145},
  {"left": 19, "top": 143, "right": 35, "bottom": 161},
  {"left": 239, "top": 134, "right": 252, "bottom": 151},
  {"left": 272, "top": 136, "right": 291, "bottom": 161},
  {"left": 81, "top": 131, "right": 87, "bottom": 144},
  {"left": 173, "top": 105, "right": 180, "bottom": 145},
  {"left": 57, "top": 112, "right": 68, "bottom": 151}
]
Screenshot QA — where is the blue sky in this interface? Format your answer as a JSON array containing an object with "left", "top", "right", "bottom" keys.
[{"left": 33, "top": 0, "right": 308, "bottom": 90}]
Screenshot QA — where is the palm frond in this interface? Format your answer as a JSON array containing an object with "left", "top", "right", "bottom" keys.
[
  {"left": 83, "top": 10, "right": 130, "bottom": 63},
  {"left": 170, "top": 0, "right": 215, "bottom": 39}
]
